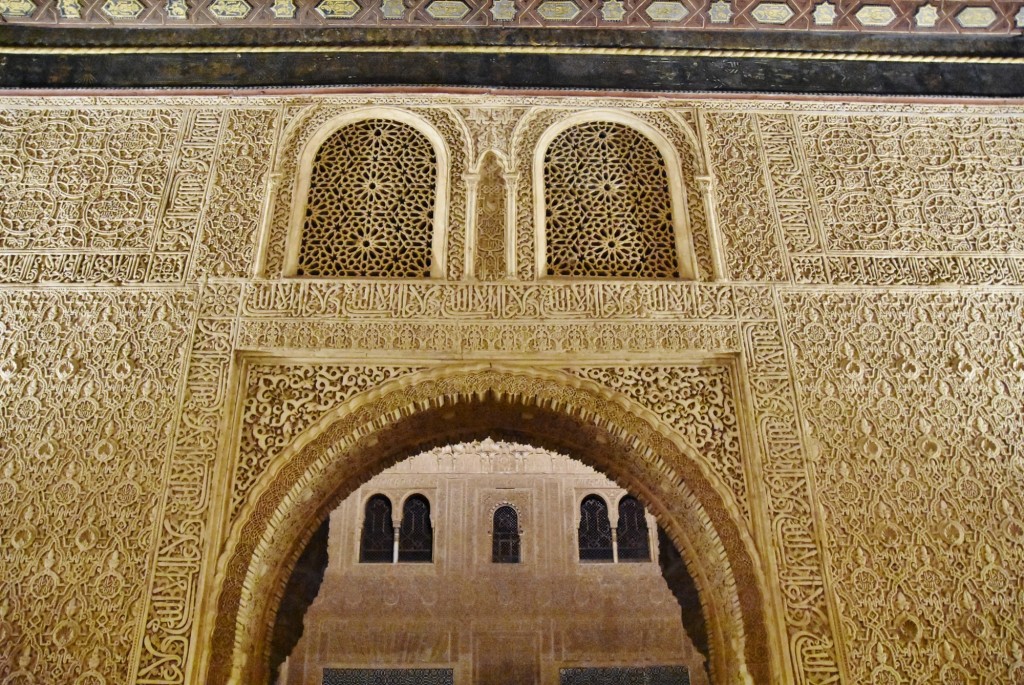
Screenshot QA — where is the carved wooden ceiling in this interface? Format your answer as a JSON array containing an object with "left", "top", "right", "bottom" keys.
[
  {"left": 3, "top": 0, "right": 1022, "bottom": 33},
  {"left": 1, "top": 0, "right": 1023, "bottom": 94}
]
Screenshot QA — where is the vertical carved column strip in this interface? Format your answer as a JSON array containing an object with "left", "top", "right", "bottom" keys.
[
  {"left": 131, "top": 282, "right": 242, "bottom": 685},
  {"left": 464, "top": 170, "right": 480, "bottom": 280},
  {"left": 503, "top": 170, "right": 519, "bottom": 279},
  {"left": 695, "top": 111, "right": 729, "bottom": 282},
  {"left": 696, "top": 175, "right": 729, "bottom": 282},
  {"left": 738, "top": 295, "right": 846, "bottom": 683}
]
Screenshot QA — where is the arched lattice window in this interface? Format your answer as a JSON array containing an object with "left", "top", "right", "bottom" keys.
[
  {"left": 359, "top": 495, "right": 394, "bottom": 563},
  {"left": 544, "top": 122, "right": 681, "bottom": 279},
  {"left": 297, "top": 118, "right": 437, "bottom": 278},
  {"left": 398, "top": 494, "right": 433, "bottom": 562},
  {"left": 616, "top": 496, "right": 651, "bottom": 562},
  {"left": 492, "top": 505, "right": 520, "bottom": 563},
  {"left": 578, "top": 495, "right": 614, "bottom": 562}
]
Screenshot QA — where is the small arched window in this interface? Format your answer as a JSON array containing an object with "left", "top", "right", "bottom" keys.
[
  {"left": 359, "top": 495, "right": 394, "bottom": 563},
  {"left": 578, "top": 495, "right": 614, "bottom": 562},
  {"left": 543, "top": 121, "right": 684, "bottom": 279},
  {"left": 296, "top": 118, "right": 438, "bottom": 278},
  {"left": 616, "top": 496, "right": 651, "bottom": 562},
  {"left": 398, "top": 494, "right": 433, "bottom": 563},
  {"left": 492, "top": 505, "right": 520, "bottom": 563}
]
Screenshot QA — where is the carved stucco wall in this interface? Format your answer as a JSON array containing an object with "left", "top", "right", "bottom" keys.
[{"left": 0, "top": 94, "right": 1022, "bottom": 685}]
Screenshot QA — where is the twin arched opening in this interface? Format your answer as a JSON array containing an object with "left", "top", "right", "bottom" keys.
[
  {"left": 198, "top": 364, "right": 778, "bottom": 685},
  {"left": 281, "top": 108, "right": 702, "bottom": 282}
]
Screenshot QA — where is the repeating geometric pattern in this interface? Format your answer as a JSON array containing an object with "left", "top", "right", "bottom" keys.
[
  {"left": 559, "top": 665, "right": 690, "bottom": 684},
  {"left": 322, "top": 668, "right": 454, "bottom": 685},
  {"left": 298, "top": 119, "right": 436, "bottom": 278},
  {"left": 5, "top": 0, "right": 1022, "bottom": 34},
  {"left": 797, "top": 114, "right": 1024, "bottom": 253},
  {"left": 544, "top": 122, "right": 680, "bottom": 279}
]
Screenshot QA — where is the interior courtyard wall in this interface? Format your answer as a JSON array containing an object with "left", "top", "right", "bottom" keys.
[{"left": 0, "top": 94, "right": 1022, "bottom": 684}]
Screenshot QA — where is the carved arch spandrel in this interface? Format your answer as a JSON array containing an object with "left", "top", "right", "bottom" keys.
[{"left": 199, "top": 364, "right": 778, "bottom": 685}]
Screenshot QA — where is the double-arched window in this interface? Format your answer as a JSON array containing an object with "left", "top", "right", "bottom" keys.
[
  {"left": 577, "top": 494, "right": 651, "bottom": 563},
  {"left": 359, "top": 493, "right": 433, "bottom": 563}
]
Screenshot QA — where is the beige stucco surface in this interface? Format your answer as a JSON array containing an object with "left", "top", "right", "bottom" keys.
[{"left": 0, "top": 94, "right": 1022, "bottom": 685}]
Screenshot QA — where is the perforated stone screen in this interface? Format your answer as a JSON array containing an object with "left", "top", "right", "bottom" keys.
[
  {"left": 298, "top": 119, "right": 437, "bottom": 278},
  {"left": 544, "top": 122, "right": 680, "bottom": 279}
]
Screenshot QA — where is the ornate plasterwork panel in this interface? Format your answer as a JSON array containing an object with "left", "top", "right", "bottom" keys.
[
  {"left": 701, "top": 112, "right": 788, "bottom": 282},
  {"left": 0, "top": 108, "right": 201, "bottom": 284},
  {"left": 3, "top": 93, "right": 1024, "bottom": 685},
  {"left": 571, "top": 366, "right": 746, "bottom": 520},
  {"left": 235, "top": 364, "right": 420, "bottom": 519},
  {"left": 132, "top": 281, "right": 242, "bottom": 685},
  {"left": 750, "top": 110, "right": 1024, "bottom": 286},
  {"left": 782, "top": 290, "right": 1024, "bottom": 684},
  {"left": 0, "top": 288, "right": 195, "bottom": 684},
  {"left": 190, "top": 108, "right": 279, "bottom": 279},
  {"left": 0, "top": 104, "right": 277, "bottom": 285},
  {"left": 798, "top": 115, "right": 1024, "bottom": 254}
]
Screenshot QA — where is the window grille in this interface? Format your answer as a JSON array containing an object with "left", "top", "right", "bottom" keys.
[
  {"left": 323, "top": 668, "right": 454, "bottom": 685},
  {"left": 616, "top": 496, "right": 651, "bottom": 561},
  {"left": 359, "top": 495, "right": 394, "bottom": 563},
  {"left": 398, "top": 494, "right": 433, "bottom": 562},
  {"left": 492, "top": 505, "right": 521, "bottom": 563},
  {"left": 544, "top": 121, "right": 680, "bottom": 279},
  {"left": 298, "top": 118, "right": 437, "bottom": 278},
  {"left": 559, "top": 666, "right": 690, "bottom": 685},
  {"left": 578, "top": 495, "right": 614, "bottom": 562}
]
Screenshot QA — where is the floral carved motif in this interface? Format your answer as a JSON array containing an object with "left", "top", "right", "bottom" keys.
[
  {"left": 234, "top": 364, "right": 419, "bottom": 518},
  {"left": 783, "top": 290, "right": 1024, "bottom": 683},
  {"left": 572, "top": 366, "right": 747, "bottom": 520},
  {"left": 0, "top": 289, "right": 195, "bottom": 684}
]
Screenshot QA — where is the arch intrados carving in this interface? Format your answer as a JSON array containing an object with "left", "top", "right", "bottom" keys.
[
  {"left": 283, "top": 107, "right": 451, "bottom": 279},
  {"left": 532, "top": 110, "right": 698, "bottom": 280},
  {"left": 201, "top": 365, "right": 772, "bottom": 685}
]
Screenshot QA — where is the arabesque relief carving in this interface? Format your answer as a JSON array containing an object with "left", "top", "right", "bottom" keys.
[
  {"left": 783, "top": 290, "right": 1024, "bottom": 683},
  {"left": 0, "top": 93, "right": 1022, "bottom": 685},
  {"left": 0, "top": 289, "right": 195, "bottom": 684}
]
